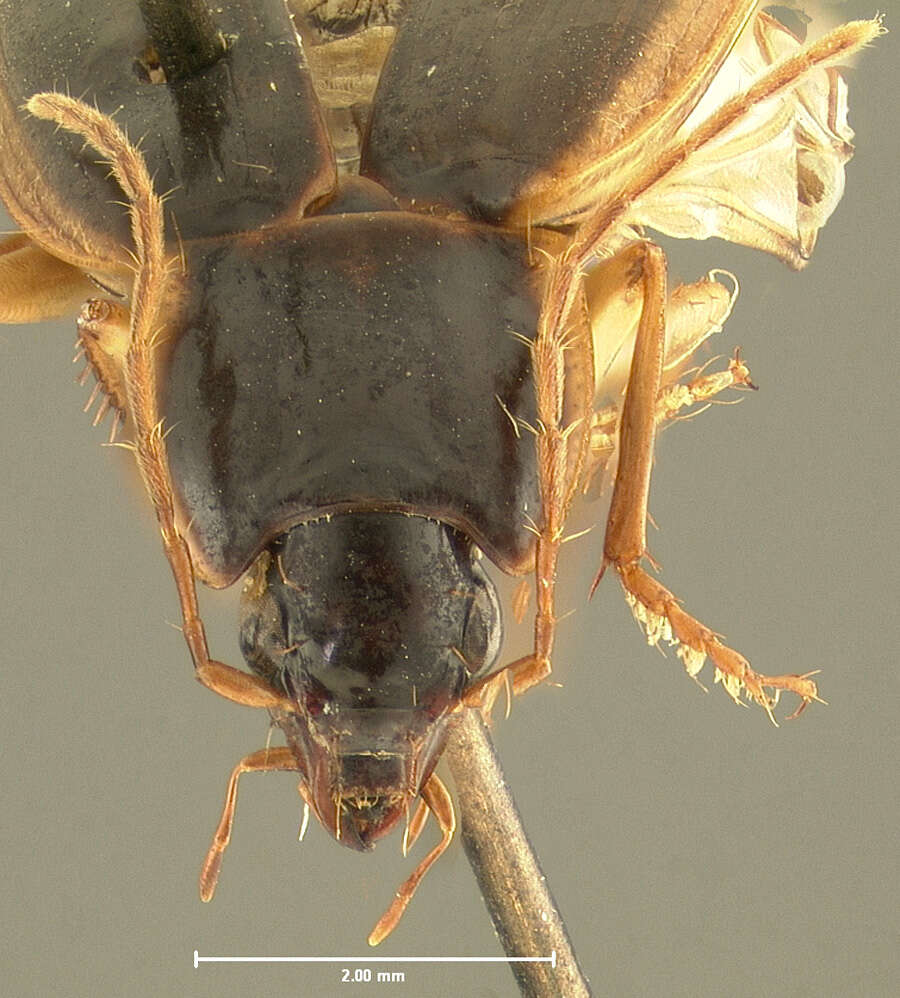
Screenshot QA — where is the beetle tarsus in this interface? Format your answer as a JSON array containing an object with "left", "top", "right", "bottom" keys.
[{"left": 615, "top": 561, "right": 823, "bottom": 723}]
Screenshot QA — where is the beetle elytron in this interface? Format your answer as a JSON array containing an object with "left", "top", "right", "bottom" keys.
[{"left": 0, "top": 0, "right": 880, "bottom": 943}]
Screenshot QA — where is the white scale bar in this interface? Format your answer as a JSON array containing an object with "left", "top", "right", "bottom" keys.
[{"left": 194, "top": 950, "right": 556, "bottom": 968}]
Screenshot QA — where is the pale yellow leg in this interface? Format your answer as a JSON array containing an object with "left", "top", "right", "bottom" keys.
[{"left": 0, "top": 233, "right": 95, "bottom": 322}]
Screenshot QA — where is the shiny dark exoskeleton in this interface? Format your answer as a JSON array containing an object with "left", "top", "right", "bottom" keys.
[
  {"left": 242, "top": 513, "right": 501, "bottom": 849},
  {"left": 0, "top": 0, "right": 875, "bottom": 944},
  {"left": 0, "top": 0, "right": 545, "bottom": 856},
  {"left": 160, "top": 185, "right": 545, "bottom": 850}
]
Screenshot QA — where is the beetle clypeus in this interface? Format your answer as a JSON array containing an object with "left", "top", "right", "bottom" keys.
[{"left": 0, "top": 0, "right": 880, "bottom": 944}]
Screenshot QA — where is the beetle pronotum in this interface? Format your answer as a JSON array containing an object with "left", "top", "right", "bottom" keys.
[{"left": 0, "top": 0, "right": 882, "bottom": 948}]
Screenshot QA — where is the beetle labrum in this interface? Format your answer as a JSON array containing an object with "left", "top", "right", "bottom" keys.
[{"left": 0, "top": 0, "right": 880, "bottom": 944}]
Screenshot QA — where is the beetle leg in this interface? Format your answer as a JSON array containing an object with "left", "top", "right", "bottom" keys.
[
  {"left": 199, "top": 747, "right": 300, "bottom": 903},
  {"left": 27, "top": 93, "right": 292, "bottom": 716},
  {"left": 584, "top": 253, "right": 744, "bottom": 493},
  {"left": 656, "top": 347, "right": 757, "bottom": 421},
  {"left": 0, "top": 233, "right": 96, "bottom": 322},
  {"left": 587, "top": 347, "right": 757, "bottom": 493},
  {"left": 597, "top": 243, "right": 822, "bottom": 721},
  {"left": 368, "top": 773, "right": 455, "bottom": 946},
  {"left": 511, "top": 244, "right": 739, "bottom": 697},
  {"left": 75, "top": 298, "right": 131, "bottom": 433},
  {"left": 461, "top": 668, "right": 510, "bottom": 721},
  {"left": 587, "top": 250, "right": 736, "bottom": 400},
  {"left": 507, "top": 242, "right": 596, "bottom": 697}
]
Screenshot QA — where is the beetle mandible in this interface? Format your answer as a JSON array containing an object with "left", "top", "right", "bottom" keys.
[{"left": 0, "top": 0, "right": 881, "bottom": 943}]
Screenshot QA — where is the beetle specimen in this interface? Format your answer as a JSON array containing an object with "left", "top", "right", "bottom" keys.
[{"left": 0, "top": 0, "right": 880, "bottom": 945}]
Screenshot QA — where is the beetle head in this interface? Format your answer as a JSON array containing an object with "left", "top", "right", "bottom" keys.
[{"left": 239, "top": 513, "right": 502, "bottom": 849}]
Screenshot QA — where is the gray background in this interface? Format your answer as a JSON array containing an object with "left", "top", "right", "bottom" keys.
[{"left": 1, "top": 4, "right": 896, "bottom": 996}]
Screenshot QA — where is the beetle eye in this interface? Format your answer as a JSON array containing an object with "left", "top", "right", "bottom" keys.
[
  {"left": 461, "top": 600, "right": 488, "bottom": 667},
  {"left": 459, "top": 581, "right": 501, "bottom": 678}
]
